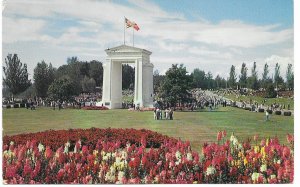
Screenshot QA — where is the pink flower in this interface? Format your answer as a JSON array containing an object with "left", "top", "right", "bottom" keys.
[
  {"left": 286, "top": 134, "right": 294, "bottom": 144},
  {"left": 45, "top": 146, "right": 52, "bottom": 159},
  {"left": 222, "top": 130, "right": 227, "bottom": 138},
  {"left": 82, "top": 145, "right": 89, "bottom": 155},
  {"left": 254, "top": 134, "right": 259, "bottom": 141},
  {"left": 5, "top": 166, "right": 17, "bottom": 178},
  {"left": 282, "top": 147, "right": 290, "bottom": 158},
  {"left": 217, "top": 131, "right": 222, "bottom": 141},
  {"left": 141, "top": 135, "right": 147, "bottom": 147}
]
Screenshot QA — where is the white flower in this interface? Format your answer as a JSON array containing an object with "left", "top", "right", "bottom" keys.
[
  {"left": 206, "top": 166, "right": 216, "bottom": 176},
  {"left": 175, "top": 159, "right": 181, "bottom": 165},
  {"left": 107, "top": 152, "right": 112, "bottom": 158},
  {"left": 230, "top": 134, "right": 235, "bottom": 142},
  {"left": 260, "top": 164, "right": 267, "bottom": 172},
  {"left": 187, "top": 153, "right": 193, "bottom": 161},
  {"left": 233, "top": 137, "right": 239, "bottom": 146},
  {"left": 38, "top": 143, "right": 44, "bottom": 152},
  {"left": 10, "top": 141, "right": 14, "bottom": 146},
  {"left": 115, "top": 157, "right": 122, "bottom": 164},
  {"left": 102, "top": 155, "right": 108, "bottom": 161},
  {"left": 105, "top": 171, "right": 116, "bottom": 183},
  {"left": 121, "top": 151, "right": 128, "bottom": 159},
  {"left": 270, "top": 174, "right": 276, "bottom": 179},
  {"left": 117, "top": 171, "right": 125, "bottom": 182},
  {"left": 175, "top": 151, "right": 181, "bottom": 160},
  {"left": 277, "top": 159, "right": 281, "bottom": 164},
  {"left": 251, "top": 172, "right": 260, "bottom": 182}
]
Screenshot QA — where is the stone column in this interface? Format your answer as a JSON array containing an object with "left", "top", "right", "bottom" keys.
[
  {"left": 102, "top": 59, "right": 112, "bottom": 107},
  {"left": 110, "top": 61, "right": 122, "bottom": 109}
]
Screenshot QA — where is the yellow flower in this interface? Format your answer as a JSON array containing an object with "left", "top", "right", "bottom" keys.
[
  {"left": 238, "top": 151, "right": 243, "bottom": 158},
  {"left": 93, "top": 150, "right": 98, "bottom": 156},
  {"left": 254, "top": 146, "right": 260, "bottom": 153},
  {"left": 266, "top": 138, "right": 269, "bottom": 146},
  {"left": 244, "top": 158, "right": 248, "bottom": 166},
  {"left": 260, "top": 147, "right": 266, "bottom": 159}
]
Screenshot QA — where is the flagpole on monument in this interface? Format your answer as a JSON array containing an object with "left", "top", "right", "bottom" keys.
[{"left": 124, "top": 16, "right": 125, "bottom": 45}]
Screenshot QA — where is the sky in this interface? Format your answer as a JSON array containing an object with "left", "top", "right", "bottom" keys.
[{"left": 2, "top": 0, "right": 294, "bottom": 80}]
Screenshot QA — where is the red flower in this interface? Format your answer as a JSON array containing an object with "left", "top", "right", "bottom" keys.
[{"left": 57, "top": 169, "right": 65, "bottom": 181}]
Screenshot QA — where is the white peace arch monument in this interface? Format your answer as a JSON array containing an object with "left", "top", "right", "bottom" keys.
[{"left": 101, "top": 45, "right": 154, "bottom": 109}]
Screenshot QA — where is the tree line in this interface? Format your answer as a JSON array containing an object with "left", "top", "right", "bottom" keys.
[
  {"left": 3, "top": 53, "right": 294, "bottom": 103},
  {"left": 2, "top": 54, "right": 138, "bottom": 102}
]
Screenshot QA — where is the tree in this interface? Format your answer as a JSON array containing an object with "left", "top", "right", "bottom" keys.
[
  {"left": 265, "top": 84, "right": 276, "bottom": 98},
  {"left": 89, "top": 60, "right": 103, "bottom": 87},
  {"left": 81, "top": 76, "right": 96, "bottom": 93},
  {"left": 206, "top": 71, "right": 214, "bottom": 89},
  {"left": 261, "top": 63, "right": 270, "bottom": 89},
  {"left": 247, "top": 61, "right": 259, "bottom": 90},
  {"left": 159, "top": 64, "right": 192, "bottom": 106},
  {"left": 47, "top": 76, "right": 76, "bottom": 101},
  {"left": 3, "top": 54, "right": 31, "bottom": 99},
  {"left": 153, "top": 70, "right": 165, "bottom": 93},
  {"left": 33, "top": 60, "right": 56, "bottom": 98},
  {"left": 274, "top": 63, "right": 284, "bottom": 90},
  {"left": 191, "top": 68, "right": 206, "bottom": 89},
  {"left": 228, "top": 65, "right": 237, "bottom": 89},
  {"left": 122, "top": 64, "right": 135, "bottom": 90},
  {"left": 286, "top": 64, "right": 294, "bottom": 90},
  {"left": 239, "top": 63, "right": 248, "bottom": 88}
]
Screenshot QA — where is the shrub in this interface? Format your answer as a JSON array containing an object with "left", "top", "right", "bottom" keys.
[
  {"left": 81, "top": 106, "right": 109, "bottom": 110},
  {"left": 6, "top": 105, "right": 11, "bottom": 109},
  {"left": 275, "top": 111, "right": 282, "bottom": 115},
  {"left": 13, "top": 104, "right": 19, "bottom": 108},
  {"left": 244, "top": 107, "right": 250, "bottom": 110},
  {"left": 20, "top": 103, "right": 26, "bottom": 108},
  {"left": 267, "top": 109, "right": 273, "bottom": 114},
  {"left": 284, "top": 111, "right": 292, "bottom": 116},
  {"left": 258, "top": 108, "right": 265, "bottom": 113}
]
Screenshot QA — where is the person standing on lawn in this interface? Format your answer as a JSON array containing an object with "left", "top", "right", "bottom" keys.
[{"left": 265, "top": 110, "right": 270, "bottom": 121}]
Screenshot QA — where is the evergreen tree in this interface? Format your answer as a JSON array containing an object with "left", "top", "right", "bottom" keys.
[
  {"left": 274, "top": 63, "right": 284, "bottom": 90},
  {"left": 261, "top": 63, "right": 270, "bottom": 89},
  {"left": 3, "top": 54, "right": 31, "bottom": 100},
  {"left": 191, "top": 68, "right": 206, "bottom": 89},
  {"left": 248, "top": 62, "right": 259, "bottom": 90},
  {"left": 228, "top": 65, "right": 237, "bottom": 89},
  {"left": 239, "top": 63, "right": 248, "bottom": 88},
  {"left": 33, "top": 60, "right": 56, "bottom": 98},
  {"left": 286, "top": 64, "right": 294, "bottom": 90}
]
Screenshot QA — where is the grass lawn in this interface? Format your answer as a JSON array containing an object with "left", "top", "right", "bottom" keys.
[
  {"left": 2, "top": 107, "right": 293, "bottom": 152},
  {"left": 224, "top": 94, "right": 294, "bottom": 110}
]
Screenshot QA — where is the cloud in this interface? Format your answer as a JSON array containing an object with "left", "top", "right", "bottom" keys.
[
  {"left": 2, "top": 17, "right": 49, "bottom": 43},
  {"left": 2, "top": 0, "right": 293, "bottom": 81}
]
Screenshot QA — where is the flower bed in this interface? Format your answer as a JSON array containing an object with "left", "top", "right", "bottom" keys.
[
  {"left": 3, "top": 128, "right": 178, "bottom": 150},
  {"left": 3, "top": 130, "right": 294, "bottom": 184},
  {"left": 81, "top": 106, "right": 109, "bottom": 110}
]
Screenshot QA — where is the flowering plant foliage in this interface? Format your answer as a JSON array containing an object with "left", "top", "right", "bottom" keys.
[{"left": 2, "top": 130, "right": 294, "bottom": 184}]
